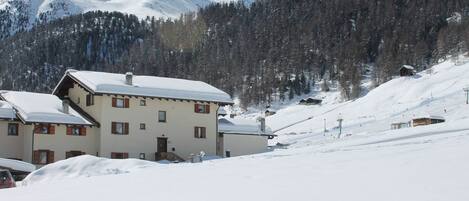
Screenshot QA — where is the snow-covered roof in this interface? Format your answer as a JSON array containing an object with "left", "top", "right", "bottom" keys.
[
  {"left": 218, "top": 117, "right": 274, "bottom": 136},
  {"left": 0, "top": 91, "right": 93, "bottom": 125},
  {"left": 0, "top": 158, "right": 36, "bottom": 173},
  {"left": 0, "top": 101, "right": 16, "bottom": 119},
  {"left": 218, "top": 107, "right": 227, "bottom": 115},
  {"left": 401, "top": 65, "right": 415, "bottom": 70},
  {"left": 413, "top": 115, "right": 445, "bottom": 120},
  {"left": 58, "top": 70, "right": 233, "bottom": 104}
]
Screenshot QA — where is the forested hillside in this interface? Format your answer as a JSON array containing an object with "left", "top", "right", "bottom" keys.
[{"left": 0, "top": 0, "right": 468, "bottom": 107}]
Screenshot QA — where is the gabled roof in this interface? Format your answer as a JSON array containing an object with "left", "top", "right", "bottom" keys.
[
  {"left": 401, "top": 65, "right": 415, "bottom": 70},
  {"left": 0, "top": 101, "right": 16, "bottom": 120},
  {"left": 54, "top": 70, "right": 234, "bottom": 105},
  {"left": 413, "top": 115, "right": 445, "bottom": 120},
  {"left": 218, "top": 117, "right": 274, "bottom": 136},
  {"left": 0, "top": 91, "right": 93, "bottom": 125}
]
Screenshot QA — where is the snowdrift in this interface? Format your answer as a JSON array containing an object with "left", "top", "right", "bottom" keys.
[
  {"left": 22, "top": 155, "right": 159, "bottom": 186},
  {"left": 0, "top": 158, "right": 36, "bottom": 173}
]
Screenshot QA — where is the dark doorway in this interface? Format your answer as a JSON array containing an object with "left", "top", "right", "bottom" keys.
[{"left": 157, "top": 137, "right": 168, "bottom": 153}]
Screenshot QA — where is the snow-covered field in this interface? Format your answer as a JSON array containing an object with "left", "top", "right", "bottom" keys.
[{"left": 1, "top": 58, "right": 469, "bottom": 200}]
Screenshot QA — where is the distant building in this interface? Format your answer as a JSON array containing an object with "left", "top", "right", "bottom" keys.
[
  {"left": 400, "top": 65, "right": 416, "bottom": 77},
  {"left": 218, "top": 117, "right": 276, "bottom": 157},
  {"left": 412, "top": 115, "right": 445, "bottom": 127},
  {"left": 265, "top": 109, "right": 277, "bottom": 116},
  {"left": 299, "top": 98, "right": 322, "bottom": 105},
  {"left": 391, "top": 122, "right": 411, "bottom": 130}
]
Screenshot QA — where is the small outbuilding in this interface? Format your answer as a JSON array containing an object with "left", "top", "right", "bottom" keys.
[
  {"left": 218, "top": 117, "right": 276, "bottom": 157},
  {"left": 391, "top": 121, "right": 411, "bottom": 130},
  {"left": 299, "top": 98, "right": 322, "bottom": 105},
  {"left": 412, "top": 115, "right": 445, "bottom": 127},
  {"left": 400, "top": 65, "right": 416, "bottom": 77},
  {"left": 265, "top": 109, "right": 277, "bottom": 116}
]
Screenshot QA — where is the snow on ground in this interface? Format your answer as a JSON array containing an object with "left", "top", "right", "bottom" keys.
[{"left": 1, "top": 58, "right": 469, "bottom": 200}]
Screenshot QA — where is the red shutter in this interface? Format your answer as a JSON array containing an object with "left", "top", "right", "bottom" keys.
[
  {"left": 124, "top": 99, "right": 130, "bottom": 108},
  {"left": 80, "top": 127, "right": 87, "bottom": 136},
  {"left": 111, "top": 152, "right": 116, "bottom": 159},
  {"left": 47, "top": 151, "right": 55, "bottom": 164},
  {"left": 34, "top": 125, "right": 41, "bottom": 134},
  {"left": 111, "top": 122, "right": 116, "bottom": 134},
  {"left": 112, "top": 98, "right": 117, "bottom": 107},
  {"left": 49, "top": 125, "right": 55, "bottom": 135},
  {"left": 205, "top": 105, "right": 210, "bottom": 114},
  {"left": 123, "top": 153, "right": 129, "bottom": 159},
  {"left": 33, "top": 151, "right": 40, "bottom": 164},
  {"left": 124, "top": 123, "right": 129, "bottom": 135},
  {"left": 194, "top": 104, "right": 199, "bottom": 113},
  {"left": 66, "top": 126, "right": 72, "bottom": 135}
]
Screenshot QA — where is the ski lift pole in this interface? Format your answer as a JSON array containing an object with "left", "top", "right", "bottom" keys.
[{"left": 464, "top": 87, "right": 469, "bottom": 105}]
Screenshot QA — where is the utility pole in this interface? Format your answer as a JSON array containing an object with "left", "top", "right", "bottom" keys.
[
  {"left": 337, "top": 114, "right": 343, "bottom": 139},
  {"left": 323, "top": 118, "right": 326, "bottom": 136},
  {"left": 464, "top": 87, "right": 469, "bottom": 105}
]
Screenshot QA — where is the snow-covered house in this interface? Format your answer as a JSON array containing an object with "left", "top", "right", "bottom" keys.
[
  {"left": 412, "top": 115, "right": 445, "bottom": 127},
  {"left": 218, "top": 117, "right": 275, "bottom": 157},
  {"left": 400, "top": 65, "right": 416, "bottom": 76},
  {"left": 0, "top": 91, "right": 96, "bottom": 164},
  {"left": 51, "top": 70, "right": 235, "bottom": 162}
]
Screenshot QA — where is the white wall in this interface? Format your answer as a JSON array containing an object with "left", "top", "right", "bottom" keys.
[
  {"left": 223, "top": 134, "right": 268, "bottom": 157},
  {"left": 68, "top": 83, "right": 219, "bottom": 161},
  {"left": 0, "top": 120, "right": 24, "bottom": 160}
]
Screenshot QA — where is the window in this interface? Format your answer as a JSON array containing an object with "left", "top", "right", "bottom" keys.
[
  {"left": 86, "top": 94, "right": 94, "bottom": 106},
  {"left": 34, "top": 124, "right": 55, "bottom": 135},
  {"left": 77, "top": 97, "right": 80, "bottom": 104},
  {"left": 7, "top": 123, "right": 18, "bottom": 136},
  {"left": 140, "top": 123, "right": 146, "bottom": 130},
  {"left": 111, "top": 122, "right": 129, "bottom": 135},
  {"left": 140, "top": 100, "right": 146, "bottom": 106},
  {"left": 111, "top": 152, "right": 129, "bottom": 159},
  {"left": 67, "top": 126, "right": 86, "bottom": 136},
  {"left": 66, "top": 151, "right": 85, "bottom": 159},
  {"left": 194, "top": 104, "right": 210, "bottom": 114},
  {"left": 158, "top": 111, "right": 167, "bottom": 123},
  {"left": 139, "top": 153, "right": 146, "bottom": 160},
  {"left": 112, "top": 98, "right": 129, "bottom": 108},
  {"left": 33, "top": 150, "right": 54, "bottom": 165},
  {"left": 194, "top": 127, "right": 206, "bottom": 139}
]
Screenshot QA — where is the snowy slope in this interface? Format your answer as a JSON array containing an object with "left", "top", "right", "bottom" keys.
[
  {"left": 1, "top": 58, "right": 469, "bottom": 200},
  {"left": 0, "top": 0, "right": 251, "bottom": 21}
]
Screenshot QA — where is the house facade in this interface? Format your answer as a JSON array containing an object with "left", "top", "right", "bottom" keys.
[{"left": 0, "top": 70, "right": 245, "bottom": 166}]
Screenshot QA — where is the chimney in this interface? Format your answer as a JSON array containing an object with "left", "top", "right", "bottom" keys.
[
  {"left": 125, "top": 72, "right": 133, "bottom": 85},
  {"left": 62, "top": 99, "right": 70, "bottom": 114},
  {"left": 259, "top": 117, "right": 266, "bottom": 133}
]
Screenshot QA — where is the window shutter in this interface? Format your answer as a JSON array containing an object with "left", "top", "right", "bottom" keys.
[
  {"left": 112, "top": 98, "right": 117, "bottom": 107},
  {"left": 33, "top": 151, "right": 40, "bottom": 164},
  {"left": 111, "top": 152, "right": 116, "bottom": 159},
  {"left": 124, "top": 99, "right": 130, "bottom": 108},
  {"left": 47, "top": 151, "right": 55, "bottom": 164},
  {"left": 205, "top": 105, "right": 210, "bottom": 114},
  {"left": 194, "top": 104, "right": 199, "bottom": 113},
  {"left": 124, "top": 123, "right": 129, "bottom": 135},
  {"left": 66, "top": 126, "right": 72, "bottom": 135},
  {"left": 200, "top": 127, "right": 206, "bottom": 138},
  {"left": 66, "top": 151, "right": 72, "bottom": 159},
  {"left": 194, "top": 127, "right": 199, "bottom": 138},
  {"left": 123, "top": 153, "right": 129, "bottom": 159},
  {"left": 111, "top": 122, "right": 116, "bottom": 134},
  {"left": 80, "top": 127, "right": 87, "bottom": 136},
  {"left": 49, "top": 125, "right": 55, "bottom": 135},
  {"left": 34, "top": 125, "right": 41, "bottom": 134}
]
